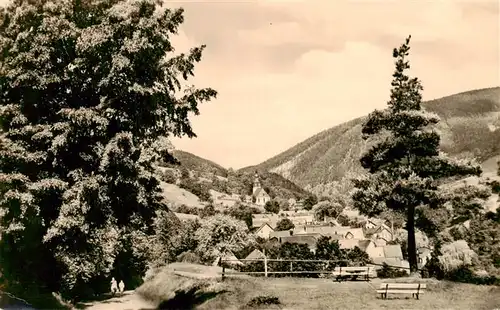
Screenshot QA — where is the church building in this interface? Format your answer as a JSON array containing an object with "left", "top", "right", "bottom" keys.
[{"left": 252, "top": 173, "right": 271, "bottom": 206}]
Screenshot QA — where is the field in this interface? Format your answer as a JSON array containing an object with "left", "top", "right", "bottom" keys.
[{"left": 134, "top": 263, "right": 500, "bottom": 310}]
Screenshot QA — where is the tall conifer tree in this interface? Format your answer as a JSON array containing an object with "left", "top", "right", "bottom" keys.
[{"left": 352, "top": 36, "right": 481, "bottom": 273}]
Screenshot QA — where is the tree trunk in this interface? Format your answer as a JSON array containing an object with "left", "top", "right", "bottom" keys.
[{"left": 407, "top": 205, "right": 418, "bottom": 273}]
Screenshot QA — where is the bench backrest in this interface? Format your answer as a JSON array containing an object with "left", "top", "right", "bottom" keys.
[
  {"left": 378, "top": 283, "right": 427, "bottom": 290},
  {"left": 334, "top": 266, "right": 374, "bottom": 272}
]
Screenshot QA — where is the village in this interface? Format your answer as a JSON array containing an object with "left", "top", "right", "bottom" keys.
[{"left": 173, "top": 173, "right": 432, "bottom": 274}]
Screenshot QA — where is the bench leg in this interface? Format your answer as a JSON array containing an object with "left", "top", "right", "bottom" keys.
[{"left": 416, "top": 293, "right": 419, "bottom": 300}]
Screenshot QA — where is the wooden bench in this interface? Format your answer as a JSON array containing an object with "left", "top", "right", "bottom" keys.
[
  {"left": 377, "top": 283, "right": 426, "bottom": 299},
  {"left": 332, "top": 266, "right": 374, "bottom": 281}
]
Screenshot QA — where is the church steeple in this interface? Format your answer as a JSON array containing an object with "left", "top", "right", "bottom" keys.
[{"left": 252, "top": 172, "right": 261, "bottom": 195}]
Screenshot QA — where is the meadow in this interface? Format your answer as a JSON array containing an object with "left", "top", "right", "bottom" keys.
[{"left": 134, "top": 263, "right": 500, "bottom": 310}]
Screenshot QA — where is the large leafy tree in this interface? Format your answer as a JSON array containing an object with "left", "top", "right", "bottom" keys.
[
  {"left": 351, "top": 36, "right": 481, "bottom": 273},
  {"left": 0, "top": 0, "right": 215, "bottom": 301},
  {"left": 194, "top": 214, "right": 254, "bottom": 263}
]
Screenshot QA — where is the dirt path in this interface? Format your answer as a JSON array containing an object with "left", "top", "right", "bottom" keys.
[{"left": 80, "top": 291, "right": 156, "bottom": 310}]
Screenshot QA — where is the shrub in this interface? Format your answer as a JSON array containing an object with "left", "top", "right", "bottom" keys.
[
  {"left": 275, "top": 218, "right": 294, "bottom": 231},
  {"left": 491, "top": 180, "right": 500, "bottom": 194},
  {"left": 177, "top": 251, "right": 202, "bottom": 264},
  {"left": 179, "top": 180, "right": 212, "bottom": 202},
  {"left": 264, "top": 200, "right": 280, "bottom": 214},
  {"left": 445, "top": 265, "right": 500, "bottom": 285},
  {"left": 239, "top": 262, "right": 265, "bottom": 275},
  {"left": 162, "top": 169, "right": 178, "bottom": 184},
  {"left": 377, "top": 263, "right": 408, "bottom": 278},
  {"left": 246, "top": 295, "right": 281, "bottom": 308}
]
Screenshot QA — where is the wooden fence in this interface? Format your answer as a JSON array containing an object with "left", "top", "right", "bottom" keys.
[{"left": 219, "top": 257, "right": 415, "bottom": 280}]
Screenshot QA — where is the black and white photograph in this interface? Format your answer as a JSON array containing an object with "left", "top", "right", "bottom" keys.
[{"left": 0, "top": 0, "right": 498, "bottom": 309}]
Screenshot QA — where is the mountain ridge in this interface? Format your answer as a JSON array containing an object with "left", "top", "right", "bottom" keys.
[{"left": 239, "top": 86, "right": 500, "bottom": 187}]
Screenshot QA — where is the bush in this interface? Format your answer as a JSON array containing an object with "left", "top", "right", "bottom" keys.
[
  {"left": 377, "top": 263, "right": 408, "bottom": 278},
  {"left": 177, "top": 251, "right": 202, "bottom": 264},
  {"left": 264, "top": 200, "right": 280, "bottom": 214},
  {"left": 162, "top": 169, "right": 178, "bottom": 184},
  {"left": 246, "top": 295, "right": 281, "bottom": 308},
  {"left": 175, "top": 204, "right": 199, "bottom": 215},
  {"left": 238, "top": 261, "right": 265, "bottom": 275},
  {"left": 179, "top": 179, "right": 212, "bottom": 202},
  {"left": 491, "top": 180, "right": 500, "bottom": 193},
  {"left": 275, "top": 218, "right": 294, "bottom": 231},
  {"left": 445, "top": 266, "right": 500, "bottom": 285}
]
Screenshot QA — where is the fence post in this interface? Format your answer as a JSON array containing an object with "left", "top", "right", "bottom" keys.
[
  {"left": 290, "top": 261, "right": 293, "bottom": 272},
  {"left": 222, "top": 266, "right": 225, "bottom": 281},
  {"left": 264, "top": 249, "right": 268, "bottom": 277}
]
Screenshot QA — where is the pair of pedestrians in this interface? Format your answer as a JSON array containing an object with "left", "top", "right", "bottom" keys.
[{"left": 110, "top": 277, "right": 125, "bottom": 296}]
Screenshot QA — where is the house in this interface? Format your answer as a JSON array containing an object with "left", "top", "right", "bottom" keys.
[
  {"left": 174, "top": 212, "right": 200, "bottom": 222},
  {"left": 245, "top": 249, "right": 266, "bottom": 262},
  {"left": 323, "top": 216, "right": 340, "bottom": 226},
  {"left": 252, "top": 173, "right": 271, "bottom": 206},
  {"left": 383, "top": 244, "right": 404, "bottom": 260},
  {"left": 293, "top": 226, "right": 365, "bottom": 240},
  {"left": 358, "top": 239, "right": 385, "bottom": 259},
  {"left": 278, "top": 210, "right": 314, "bottom": 226},
  {"left": 289, "top": 215, "right": 315, "bottom": 226},
  {"left": 213, "top": 250, "right": 243, "bottom": 267},
  {"left": 364, "top": 222, "right": 394, "bottom": 243},
  {"left": 338, "top": 239, "right": 362, "bottom": 250},
  {"left": 252, "top": 213, "right": 280, "bottom": 229},
  {"left": 269, "top": 230, "right": 293, "bottom": 240},
  {"left": 365, "top": 218, "right": 386, "bottom": 229},
  {"left": 418, "top": 246, "right": 432, "bottom": 268},
  {"left": 278, "top": 234, "right": 321, "bottom": 253},
  {"left": 255, "top": 223, "right": 274, "bottom": 239},
  {"left": 371, "top": 257, "right": 410, "bottom": 274}
]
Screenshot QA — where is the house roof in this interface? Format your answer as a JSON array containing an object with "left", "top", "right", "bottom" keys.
[
  {"left": 374, "top": 239, "right": 387, "bottom": 247},
  {"left": 293, "top": 225, "right": 335, "bottom": 235},
  {"left": 339, "top": 239, "right": 363, "bottom": 250},
  {"left": 280, "top": 234, "right": 320, "bottom": 248},
  {"left": 254, "top": 188, "right": 270, "bottom": 198},
  {"left": 252, "top": 218, "right": 279, "bottom": 229},
  {"left": 372, "top": 257, "right": 408, "bottom": 269},
  {"left": 245, "top": 249, "right": 266, "bottom": 261},
  {"left": 329, "top": 234, "right": 344, "bottom": 240},
  {"left": 213, "top": 250, "right": 243, "bottom": 266},
  {"left": 256, "top": 223, "right": 274, "bottom": 233},
  {"left": 383, "top": 245, "right": 403, "bottom": 259},
  {"left": 252, "top": 214, "right": 280, "bottom": 228},
  {"left": 323, "top": 217, "right": 340, "bottom": 226},
  {"left": 357, "top": 239, "right": 372, "bottom": 251},
  {"left": 270, "top": 230, "right": 293, "bottom": 239}
]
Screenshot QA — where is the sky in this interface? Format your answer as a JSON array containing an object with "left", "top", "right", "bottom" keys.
[
  {"left": 165, "top": 0, "right": 499, "bottom": 169},
  {"left": 1, "top": 0, "right": 499, "bottom": 169}
]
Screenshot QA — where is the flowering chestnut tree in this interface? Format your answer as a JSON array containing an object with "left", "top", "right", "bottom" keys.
[{"left": 0, "top": 0, "right": 215, "bottom": 300}]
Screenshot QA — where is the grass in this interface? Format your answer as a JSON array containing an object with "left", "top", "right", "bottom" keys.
[
  {"left": 159, "top": 182, "right": 205, "bottom": 208},
  {"left": 137, "top": 263, "right": 500, "bottom": 310}
]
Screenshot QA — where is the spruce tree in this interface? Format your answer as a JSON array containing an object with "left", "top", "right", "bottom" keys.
[
  {"left": 0, "top": 0, "right": 215, "bottom": 301},
  {"left": 351, "top": 36, "right": 481, "bottom": 273}
]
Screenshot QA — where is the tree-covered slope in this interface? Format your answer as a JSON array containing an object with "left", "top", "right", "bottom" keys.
[{"left": 241, "top": 87, "right": 500, "bottom": 187}]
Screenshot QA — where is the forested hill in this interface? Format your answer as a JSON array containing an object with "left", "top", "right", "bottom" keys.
[{"left": 240, "top": 87, "right": 500, "bottom": 187}]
